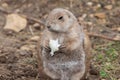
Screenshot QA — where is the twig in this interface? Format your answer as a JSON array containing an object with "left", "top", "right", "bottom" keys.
[
  {"left": 20, "top": 14, "right": 45, "bottom": 25},
  {"left": 29, "top": 25, "right": 34, "bottom": 35},
  {"left": 0, "top": 7, "right": 12, "bottom": 14},
  {"left": 70, "top": 0, "right": 73, "bottom": 8},
  {"left": 35, "top": 73, "right": 39, "bottom": 80},
  {"left": 87, "top": 32, "right": 120, "bottom": 41},
  {"left": 0, "top": 53, "right": 9, "bottom": 57}
]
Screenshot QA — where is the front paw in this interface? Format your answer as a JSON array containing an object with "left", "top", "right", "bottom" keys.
[
  {"left": 44, "top": 46, "right": 51, "bottom": 51},
  {"left": 59, "top": 45, "right": 66, "bottom": 49},
  {"left": 44, "top": 41, "right": 51, "bottom": 51},
  {"left": 59, "top": 44, "right": 74, "bottom": 52},
  {"left": 59, "top": 45, "right": 67, "bottom": 52}
]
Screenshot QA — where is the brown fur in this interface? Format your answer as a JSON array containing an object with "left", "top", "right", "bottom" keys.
[
  {"left": 37, "top": 8, "right": 91, "bottom": 80},
  {"left": 82, "top": 32, "right": 92, "bottom": 80}
]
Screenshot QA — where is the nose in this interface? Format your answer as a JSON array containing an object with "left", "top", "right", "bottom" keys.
[{"left": 47, "top": 26, "right": 51, "bottom": 28}]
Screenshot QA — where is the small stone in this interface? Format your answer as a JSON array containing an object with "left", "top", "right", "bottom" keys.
[
  {"left": 101, "top": 79, "right": 106, "bottom": 80},
  {"left": 82, "top": 14, "right": 87, "bottom": 19},
  {"left": 29, "top": 45, "right": 36, "bottom": 49},
  {"left": 96, "top": 4, "right": 101, "bottom": 8},
  {"left": 79, "top": 14, "right": 87, "bottom": 20},
  {"left": 40, "top": 25, "right": 44, "bottom": 30},
  {"left": 18, "top": 50, "right": 28, "bottom": 56},
  {"left": 33, "top": 23, "right": 40, "bottom": 27},
  {"left": 4, "top": 14, "right": 27, "bottom": 32},
  {"left": 97, "top": 19, "right": 106, "bottom": 24},
  {"left": 20, "top": 45, "right": 35, "bottom": 56},
  {"left": 20, "top": 45, "right": 36, "bottom": 51},
  {"left": 87, "top": 2, "right": 93, "bottom": 6},
  {"left": 78, "top": 17, "right": 83, "bottom": 21},
  {"left": 112, "top": 27, "right": 120, "bottom": 31},
  {"left": 15, "top": 9, "right": 20, "bottom": 13},
  {"left": 18, "top": 50, "right": 33, "bottom": 57},
  {"left": 104, "top": 5, "right": 113, "bottom": 10},
  {"left": 30, "top": 36, "right": 40, "bottom": 41},
  {"left": 89, "top": 14, "right": 94, "bottom": 18},
  {"left": 114, "top": 35, "right": 120, "bottom": 40},
  {"left": 28, "top": 3, "right": 32, "bottom": 7},
  {"left": 94, "top": 13, "right": 106, "bottom": 19},
  {"left": 93, "top": 4, "right": 102, "bottom": 10},
  {"left": 20, "top": 45, "right": 31, "bottom": 51},
  {"left": 87, "top": 22, "right": 93, "bottom": 25},
  {"left": 2, "top": 3, "right": 8, "bottom": 7},
  {"left": 33, "top": 23, "right": 43, "bottom": 30},
  {"left": 43, "top": 14, "right": 48, "bottom": 19},
  {"left": 117, "top": 27, "right": 120, "bottom": 31}
]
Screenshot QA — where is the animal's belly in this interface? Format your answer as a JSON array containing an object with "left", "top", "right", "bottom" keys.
[{"left": 44, "top": 61, "right": 84, "bottom": 73}]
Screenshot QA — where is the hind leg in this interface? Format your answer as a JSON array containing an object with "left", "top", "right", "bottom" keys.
[
  {"left": 44, "top": 68, "right": 60, "bottom": 79},
  {"left": 71, "top": 70, "right": 85, "bottom": 80}
]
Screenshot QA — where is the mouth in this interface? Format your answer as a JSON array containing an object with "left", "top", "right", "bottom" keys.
[
  {"left": 49, "top": 28, "right": 57, "bottom": 32},
  {"left": 47, "top": 27, "right": 60, "bottom": 33}
]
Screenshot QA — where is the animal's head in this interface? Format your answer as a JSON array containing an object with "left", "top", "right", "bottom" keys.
[{"left": 45, "top": 8, "right": 77, "bottom": 33}]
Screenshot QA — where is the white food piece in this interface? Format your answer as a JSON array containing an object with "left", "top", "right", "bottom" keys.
[{"left": 49, "top": 39, "right": 61, "bottom": 56}]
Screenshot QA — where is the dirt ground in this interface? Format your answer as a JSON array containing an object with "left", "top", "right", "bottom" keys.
[{"left": 0, "top": 0, "right": 120, "bottom": 80}]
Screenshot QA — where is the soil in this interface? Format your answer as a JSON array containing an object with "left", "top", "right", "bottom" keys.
[{"left": 0, "top": 0, "right": 120, "bottom": 80}]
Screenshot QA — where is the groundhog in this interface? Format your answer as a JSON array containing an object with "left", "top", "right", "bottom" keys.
[{"left": 37, "top": 8, "right": 91, "bottom": 80}]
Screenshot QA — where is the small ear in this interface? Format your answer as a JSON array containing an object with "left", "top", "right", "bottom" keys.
[
  {"left": 67, "top": 13, "right": 71, "bottom": 18},
  {"left": 65, "top": 11, "right": 71, "bottom": 18},
  {"left": 65, "top": 10, "right": 77, "bottom": 20}
]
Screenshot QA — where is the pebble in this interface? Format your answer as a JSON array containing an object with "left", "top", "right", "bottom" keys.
[
  {"left": 20, "top": 45, "right": 31, "bottom": 51},
  {"left": 87, "top": 22, "right": 93, "bottom": 25},
  {"left": 96, "top": 4, "right": 101, "bottom": 8},
  {"left": 89, "top": 14, "right": 94, "bottom": 18},
  {"left": 117, "top": 27, "right": 120, "bottom": 31},
  {"left": 30, "top": 36, "right": 40, "bottom": 41},
  {"left": 94, "top": 13, "right": 106, "bottom": 19},
  {"left": 87, "top": 2, "right": 93, "bottom": 6},
  {"left": 33, "top": 23, "right": 40, "bottom": 27},
  {"left": 78, "top": 14, "right": 87, "bottom": 21},
  {"left": 20, "top": 45, "right": 36, "bottom": 51},
  {"left": 104, "top": 5, "right": 113, "bottom": 10},
  {"left": 101, "top": 79, "right": 106, "bottom": 80},
  {"left": 82, "top": 14, "right": 87, "bottom": 19},
  {"left": 114, "top": 35, "right": 120, "bottom": 40},
  {"left": 2, "top": 3, "right": 8, "bottom": 7}
]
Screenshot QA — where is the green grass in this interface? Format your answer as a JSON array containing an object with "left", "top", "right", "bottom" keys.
[{"left": 93, "top": 42, "right": 120, "bottom": 80}]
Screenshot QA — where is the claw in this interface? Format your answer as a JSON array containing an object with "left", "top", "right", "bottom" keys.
[
  {"left": 44, "top": 46, "right": 51, "bottom": 51},
  {"left": 59, "top": 45, "right": 66, "bottom": 49}
]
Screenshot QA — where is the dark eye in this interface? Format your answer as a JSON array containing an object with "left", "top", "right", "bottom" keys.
[{"left": 58, "top": 16, "right": 63, "bottom": 20}]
